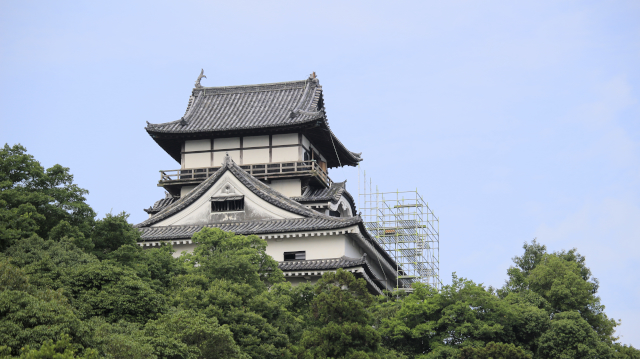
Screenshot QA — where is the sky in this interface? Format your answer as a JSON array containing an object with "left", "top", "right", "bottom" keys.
[{"left": 1, "top": 0, "right": 639, "bottom": 346}]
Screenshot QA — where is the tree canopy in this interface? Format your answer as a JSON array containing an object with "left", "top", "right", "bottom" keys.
[{"left": 1, "top": 143, "right": 639, "bottom": 359}]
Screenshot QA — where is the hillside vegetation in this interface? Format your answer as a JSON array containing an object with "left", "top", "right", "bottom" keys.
[{"left": 1, "top": 144, "right": 639, "bottom": 359}]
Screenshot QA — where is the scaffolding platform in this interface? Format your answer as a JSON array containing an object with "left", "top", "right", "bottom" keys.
[{"left": 359, "top": 173, "right": 441, "bottom": 290}]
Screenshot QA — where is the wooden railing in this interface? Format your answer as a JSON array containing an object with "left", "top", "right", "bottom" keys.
[{"left": 159, "top": 160, "right": 332, "bottom": 187}]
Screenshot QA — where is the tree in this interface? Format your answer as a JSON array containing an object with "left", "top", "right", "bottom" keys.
[
  {"left": 106, "top": 244, "right": 185, "bottom": 293},
  {"left": 537, "top": 311, "right": 614, "bottom": 359},
  {"left": 459, "top": 342, "right": 531, "bottom": 359},
  {"left": 298, "top": 269, "right": 381, "bottom": 359},
  {"left": 2, "top": 235, "right": 98, "bottom": 289},
  {"left": 144, "top": 309, "right": 247, "bottom": 359},
  {"left": 171, "top": 228, "right": 293, "bottom": 358},
  {"left": 0, "top": 281, "right": 83, "bottom": 355},
  {"left": 0, "top": 334, "right": 99, "bottom": 359},
  {"left": 0, "top": 144, "right": 94, "bottom": 251},
  {"left": 378, "top": 274, "right": 547, "bottom": 356},
  {"left": 90, "top": 212, "right": 140, "bottom": 260},
  {"left": 61, "top": 261, "right": 166, "bottom": 323},
  {"left": 502, "top": 240, "right": 617, "bottom": 341},
  {"left": 187, "top": 227, "right": 284, "bottom": 289}
]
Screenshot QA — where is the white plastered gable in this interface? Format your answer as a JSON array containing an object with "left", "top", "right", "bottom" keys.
[{"left": 152, "top": 171, "right": 304, "bottom": 227}]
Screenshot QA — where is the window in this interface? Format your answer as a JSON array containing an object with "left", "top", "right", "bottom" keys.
[
  {"left": 210, "top": 195, "right": 244, "bottom": 212},
  {"left": 284, "top": 251, "right": 306, "bottom": 261}
]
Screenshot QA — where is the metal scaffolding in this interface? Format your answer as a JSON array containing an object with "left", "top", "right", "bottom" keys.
[{"left": 359, "top": 170, "right": 441, "bottom": 290}]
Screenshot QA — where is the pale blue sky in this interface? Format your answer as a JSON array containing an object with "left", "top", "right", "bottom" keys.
[{"left": 1, "top": 0, "right": 639, "bottom": 346}]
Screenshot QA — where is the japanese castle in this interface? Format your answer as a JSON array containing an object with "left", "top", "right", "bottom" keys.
[{"left": 136, "top": 72, "right": 401, "bottom": 294}]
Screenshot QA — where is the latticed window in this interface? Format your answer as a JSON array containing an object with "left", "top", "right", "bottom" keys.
[{"left": 210, "top": 195, "right": 244, "bottom": 212}]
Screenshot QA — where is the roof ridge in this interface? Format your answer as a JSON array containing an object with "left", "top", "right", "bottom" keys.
[
  {"left": 192, "top": 80, "right": 312, "bottom": 97},
  {"left": 198, "top": 79, "right": 308, "bottom": 90}
]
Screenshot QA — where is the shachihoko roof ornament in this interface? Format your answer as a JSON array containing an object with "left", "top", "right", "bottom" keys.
[{"left": 194, "top": 69, "right": 206, "bottom": 88}]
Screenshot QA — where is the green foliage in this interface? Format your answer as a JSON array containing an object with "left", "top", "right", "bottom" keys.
[
  {"left": 0, "top": 144, "right": 94, "bottom": 251},
  {"left": 613, "top": 343, "right": 640, "bottom": 359},
  {"left": 2, "top": 147, "right": 640, "bottom": 359},
  {"left": 2, "top": 235, "right": 98, "bottom": 289},
  {"left": 459, "top": 342, "right": 531, "bottom": 359},
  {"left": 502, "top": 239, "right": 618, "bottom": 341},
  {"left": 299, "top": 269, "right": 381, "bottom": 359},
  {"left": 188, "top": 227, "right": 285, "bottom": 289},
  {"left": 0, "top": 334, "right": 98, "bottom": 359},
  {"left": 90, "top": 212, "right": 140, "bottom": 259},
  {"left": 0, "top": 289, "right": 82, "bottom": 356},
  {"left": 77, "top": 317, "right": 155, "bottom": 359},
  {"left": 61, "top": 261, "right": 166, "bottom": 323},
  {"left": 537, "top": 311, "right": 614, "bottom": 358},
  {"left": 378, "top": 275, "right": 547, "bottom": 356},
  {"left": 144, "top": 308, "right": 247, "bottom": 359},
  {"left": 106, "top": 244, "right": 185, "bottom": 292},
  {"left": 49, "top": 221, "right": 93, "bottom": 253}
]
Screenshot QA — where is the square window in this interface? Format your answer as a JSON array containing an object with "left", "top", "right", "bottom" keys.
[{"left": 284, "top": 251, "right": 306, "bottom": 261}]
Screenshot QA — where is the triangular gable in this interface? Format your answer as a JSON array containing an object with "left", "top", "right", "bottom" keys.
[
  {"left": 136, "top": 154, "right": 334, "bottom": 228},
  {"left": 151, "top": 171, "right": 304, "bottom": 227}
]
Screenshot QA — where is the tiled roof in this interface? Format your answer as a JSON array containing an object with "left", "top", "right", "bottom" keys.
[
  {"left": 278, "top": 255, "right": 365, "bottom": 271},
  {"left": 148, "top": 79, "right": 322, "bottom": 133},
  {"left": 144, "top": 197, "right": 177, "bottom": 215},
  {"left": 145, "top": 74, "right": 362, "bottom": 168},
  {"left": 293, "top": 181, "right": 347, "bottom": 204},
  {"left": 292, "top": 181, "right": 357, "bottom": 216},
  {"left": 278, "top": 255, "right": 387, "bottom": 294},
  {"left": 139, "top": 217, "right": 361, "bottom": 241},
  {"left": 135, "top": 154, "right": 358, "bottom": 229}
]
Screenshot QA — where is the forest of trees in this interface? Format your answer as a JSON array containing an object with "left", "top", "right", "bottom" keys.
[{"left": 1, "top": 143, "right": 639, "bottom": 359}]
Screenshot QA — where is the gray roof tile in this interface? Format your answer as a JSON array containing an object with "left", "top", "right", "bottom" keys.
[
  {"left": 278, "top": 255, "right": 366, "bottom": 271},
  {"left": 144, "top": 197, "right": 177, "bottom": 214},
  {"left": 139, "top": 217, "right": 361, "bottom": 241},
  {"left": 293, "top": 181, "right": 346, "bottom": 203}
]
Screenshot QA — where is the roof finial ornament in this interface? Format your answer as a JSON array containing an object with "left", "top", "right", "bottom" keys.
[
  {"left": 311, "top": 71, "right": 316, "bottom": 79},
  {"left": 195, "top": 69, "right": 207, "bottom": 88},
  {"left": 179, "top": 117, "right": 187, "bottom": 126},
  {"left": 223, "top": 152, "right": 233, "bottom": 165}
]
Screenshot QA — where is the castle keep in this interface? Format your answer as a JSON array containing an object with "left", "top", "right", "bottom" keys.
[{"left": 136, "top": 72, "right": 402, "bottom": 294}]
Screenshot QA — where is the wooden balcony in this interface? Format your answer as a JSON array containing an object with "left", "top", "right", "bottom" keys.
[{"left": 158, "top": 160, "right": 332, "bottom": 195}]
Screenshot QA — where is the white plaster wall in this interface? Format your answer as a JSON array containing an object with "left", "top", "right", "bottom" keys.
[
  {"left": 184, "top": 153, "right": 211, "bottom": 168},
  {"left": 214, "top": 137, "right": 240, "bottom": 150},
  {"left": 270, "top": 179, "right": 301, "bottom": 197},
  {"left": 346, "top": 232, "right": 392, "bottom": 290},
  {"left": 153, "top": 171, "right": 303, "bottom": 227},
  {"left": 344, "top": 237, "right": 363, "bottom": 258},
  {"left": 213, "top": 151, "right": 240, "bottom": 166},
  {"left": 243, "top": 148, "right": 269, "bottom": 165},
  {"left": 185, "top": 139, "right": 211, "bottom": 152},
  {"left": 180, "top": 185, "right": 197, "bottom": 198},
  {"left": 272, "top": 133, "right": 298, "bottom": 146},
  {"left": 171, "top": 243, "right": 197, "bottom": 258},
  {"left": 265, "top": 235, "right": 348, "bottom": 261},
  {"left": 272, "top": 146, "right": 299, "bottom": 162},
  {"left": 301, "top": 135, "right": 310, "bottom": 148},
  {"left": 244, "top": 135, "right": 269, "bottom": 148}
]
